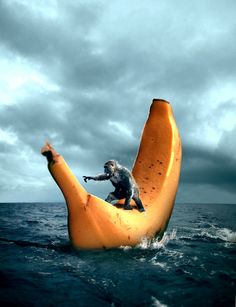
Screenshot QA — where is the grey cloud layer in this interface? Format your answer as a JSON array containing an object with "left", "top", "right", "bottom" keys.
[{"left": 0, "top": 0, "right": 236, "bottom": 202}]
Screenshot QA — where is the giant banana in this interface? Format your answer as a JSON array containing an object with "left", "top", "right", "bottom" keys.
[{"left": 41, "top": 99, "right": 182, "bottom": 249}]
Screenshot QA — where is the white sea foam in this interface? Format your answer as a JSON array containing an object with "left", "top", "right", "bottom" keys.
[
  {"left": 121, "top": 245, "right": 132, "bottom": 251},
  {"left": 150, "top": 248, "right": 184, "bottom": 270},
  {"left": 151, "top": 296, "right": 168, "bottom": 307},
  {"left": 200, "top": 226, "right": 236, "bottom": 243},
  {"left": 151, "top": 261, "right": 168, "bottom": 269},
  {"left": 179, "top": 225, "right": 236, "bottom": 244},
  {"left": 217, "top": 228, "right": 236, "bottom": 243},
  {"left": 120, "top": 229, "right": 177, "bottom": 251},
  {"left": 137, "top": 228, "right": 177, "bottom": 250}
]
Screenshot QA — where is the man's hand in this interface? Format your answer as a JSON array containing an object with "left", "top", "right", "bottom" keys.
[{"left": 83, "top": 176, "right": 93, "bottom": 183}]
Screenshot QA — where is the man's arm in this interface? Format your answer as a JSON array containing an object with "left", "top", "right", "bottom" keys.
[{"left": 83, "top": 174, "right": 110, "bottom": 182}]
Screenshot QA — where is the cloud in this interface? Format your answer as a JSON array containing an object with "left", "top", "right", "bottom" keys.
[
  {"left": 0, "top": 0, "right": 236, "bottom": 202},
  {"left": 182, "top": 145, "right": 236, "bottom": 192}
]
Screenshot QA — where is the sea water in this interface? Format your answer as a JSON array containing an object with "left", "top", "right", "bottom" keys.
[{"left": 0, "top": 202, "right": 235, "bottom": 306}]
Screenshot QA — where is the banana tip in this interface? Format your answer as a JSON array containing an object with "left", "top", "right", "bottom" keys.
[
  {"left": 150, "top": 99, "right": 171, "bottom": 114},
  {"left": 152, "top": 98, "right": 170, "bottom": 104}
]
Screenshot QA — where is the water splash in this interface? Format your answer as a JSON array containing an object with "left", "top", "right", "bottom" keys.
[
  {"left": 215, "top": 228, "right": 236, "bottom": 243},
  {"left": 137, "top": 229, "right": 177, "bottom": 250},
  {"left": 179, "top": 225, "right": 236, "bottom": 244},
  {"left": 199, "top": 226, "right": 236, "bottom": 244},
  {"left": 120, "top": 229, "right": 177, "bottom": 250}
]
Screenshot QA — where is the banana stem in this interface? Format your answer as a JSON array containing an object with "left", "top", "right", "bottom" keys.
[{"left": 41, "top": 143, "right": 88, "bottom": 209}]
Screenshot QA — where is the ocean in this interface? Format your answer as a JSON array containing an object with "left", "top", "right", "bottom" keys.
[{"left": 0, "top": 202, "right": 235, "bottom": 307}]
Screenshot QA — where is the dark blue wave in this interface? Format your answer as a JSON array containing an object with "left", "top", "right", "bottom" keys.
[{"left": 0, "top": 202, "right": 235, "bottom": 306}]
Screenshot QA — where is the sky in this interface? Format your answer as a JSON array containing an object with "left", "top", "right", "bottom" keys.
[{"left": 0, "top": 0, "right": 236, "bottom": 203}]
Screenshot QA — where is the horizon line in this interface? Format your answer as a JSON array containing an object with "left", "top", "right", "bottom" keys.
[{"left": 0, "top": 202, "right": 235, "bottom": 205}]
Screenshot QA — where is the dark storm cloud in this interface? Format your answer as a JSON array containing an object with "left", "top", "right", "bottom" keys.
[
  {"left": 1, "top": 0, "right": 234, "bottom": 98},
  {"left": 0, "top": 94, "right": 66, "bottom": 150},
  {"left": 182, "top": 145, "right": 236, "bottom": 193},
  {"left": 0, "top": 0, "right": 123, "bottom": 90},
  {"left": 0, "top": 0, "right": 236, "bottom": 202},
  {"left": 0, "top": 90, "right": 141, "bottom": 169},
  {"left": 0, "top": 1, "right": 99, "bottom": 58},
  {"left": 1, "top": 0, "right": 235, "bottom": 105}
]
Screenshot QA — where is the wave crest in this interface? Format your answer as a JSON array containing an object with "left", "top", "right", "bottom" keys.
[{"left": 120, "top": 229, "right": 177, "bottom": 250}]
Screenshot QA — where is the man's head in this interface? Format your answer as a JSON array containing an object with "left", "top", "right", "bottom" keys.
[{"left": 104, "top": 160, "right": 117, "bottom": 175}]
